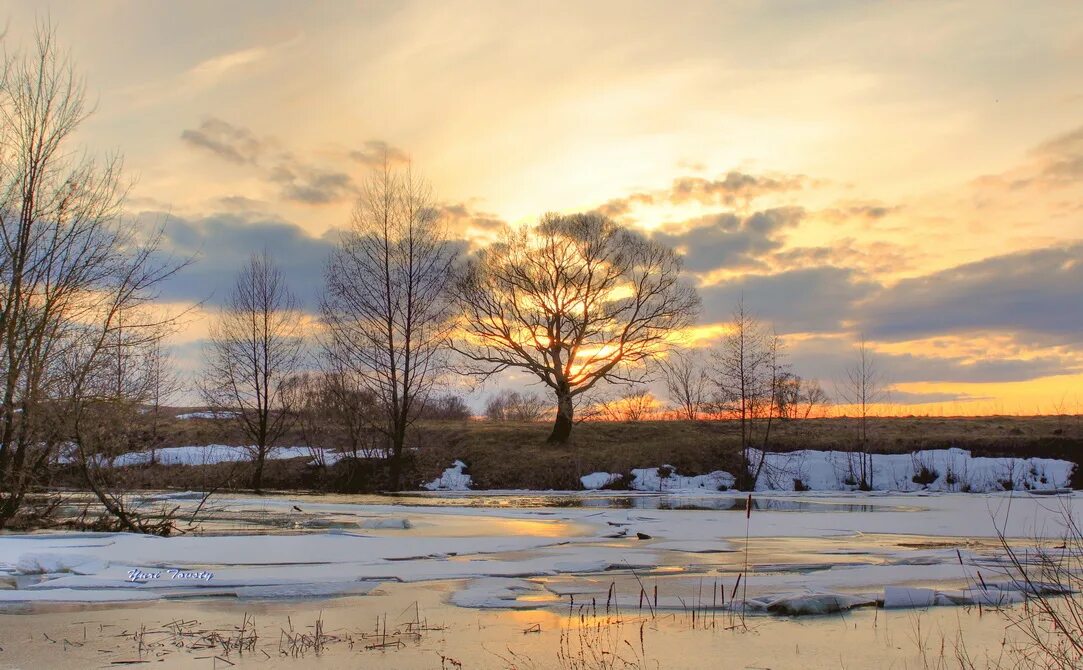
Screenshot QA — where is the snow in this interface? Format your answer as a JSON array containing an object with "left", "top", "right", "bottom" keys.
[
  {"left": 751, "top": 447, "right": 1075, "bottom": 493},
  {"left": 763, "top": 592, "right": 876, "bottom": 616},
  {"left": 175, "top": 411, "right": 238, "bottom": 420},
  {"left": 581, "top": 472, "right": 623, "bottom": 489},
  {"left": 581, "top": 448, "right": 1075, "bottom": 493},
  {"left": 58, "top": 445, "right": 340, "bottom": 467},
  {"left": 423, "top": 460, "right": 472, "bottom": 491},
  {"left": 15, "top": 553, "right": 107, "bottom": 575},
  {"left": 626, "top": 465, "right": 736, "bottom": 492}
]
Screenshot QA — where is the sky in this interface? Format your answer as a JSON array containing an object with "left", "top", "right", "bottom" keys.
[{"left": 4, "top": 1, "right": 1082, "bottom": 413}]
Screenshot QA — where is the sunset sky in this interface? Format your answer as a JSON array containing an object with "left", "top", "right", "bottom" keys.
[{"left": 6, "top": 1, "right": 1083, "bottom": 413}]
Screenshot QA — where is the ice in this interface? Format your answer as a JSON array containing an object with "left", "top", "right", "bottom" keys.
[
  {"left": 764, "top": 592, "right": 876, "bottom": 616},
  {"left": 423, "top": 460, "right": 472, "bottom": 491},
  {"left": 2, "top": 490, "right": 1082, "bottom": 611},
  {"left": 651, "top": 540, "right": 736, "bottom": 553},
  {"left": 883, "top": 586, "right": 936, "bottom": 609},
  {"left": 451, "top": 577, "right": 550, "bottom": 609},
  {"left": 15, "top": 553, "right": 106, "bottom": 575},
  {"left": 359, "top": 518, "right": 412, "bottom": 529}
]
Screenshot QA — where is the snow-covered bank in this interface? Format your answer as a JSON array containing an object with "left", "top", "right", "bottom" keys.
[
  {"left": 58, "top": 444, "right": 337, "bottom": 467},
  {"left": 175, "top": 411, "right": 238, "bottom": 420},
  {"left": 580, "top": 448, "right": 1075, "bottom": 493}
]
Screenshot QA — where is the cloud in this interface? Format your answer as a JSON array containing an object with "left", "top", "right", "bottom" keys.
[
  {"left": 669, "top": 172, "right": 805, "bottom": 206},
  {"left": 148, "top": 211, "right": 338, "bottom": 310},
  {"left": 819, "top": 201, "right": 902, "bottom": 224},
  {"left": 180, "top": 118, "right": 263, "bottom": 164},
  {"left": 188, "top": 45, "right": 271, "bottom": 83},
  {"left": 971, "top": 123, "right": 1083, "bottom": 198},
  {"left": 772, "top": 238, "right": 917, "bottom": 275},
  {"left": 858, "top": 242, "right": 1083, "bottom": 343},
  {"left": 698, "top": 265, "right": 876, "bottom": 333},
  {"left": 268, "top": 161, "right": 354, "bottom": 204},
  {"left": 655, "top": 207, "right": 805, "bottom": 272},
  {"left": 1030, "top": 124, "right": 1083, "bottom": 183},
  {"left": 180, "top": 118, "right": 358, "bottom": 204},
  {"left": 885, "top": 390, "right": 988, "bottom": 406},
  {"left": 433, "top": 202, "right": 507, "bottom": 236},
  {"left": 596, "top": 170, "right": 805, "bottom": 218},
  {"left": 350, "top": 140, "right": 410, "bottom": 166},
  {"left": 783, "top": 335, "right": 1077, "bottom": 385}
]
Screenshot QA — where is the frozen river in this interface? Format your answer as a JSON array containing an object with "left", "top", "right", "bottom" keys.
[{"left": 0, "top": 489, "right": 1079, "bottom": 667}]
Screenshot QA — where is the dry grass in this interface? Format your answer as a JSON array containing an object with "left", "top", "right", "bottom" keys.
[{"left": 50, "top": 412, "right": 1083, "bottom": 493}]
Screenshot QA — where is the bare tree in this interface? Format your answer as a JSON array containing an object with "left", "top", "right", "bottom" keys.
[
  {"left": 322, "top": 161, "right": 456, "bottom": 490},
  {"left": 0, "top": 23, "right": 183, "bottom": 529},
  {"left": 143, "top": 336, "right": 183, "bottom": 464},
  {"left": 417, "top": 394, "right": 472, "bottom": 420},
  {"left": 836, "top": 336, "right": 887, "bottom": 490},
  {"left": 202, "top": 252, "right": 304, "bottom": 493},
  {"left": 661, "top": 350, "right": 710, "bottom": 421},
  {"left": 597, "top": 388, "right": 657, "bottom": 422},
  {"left": 711, "top": 301, "right": 786, "bottom": 489},
  {"left": 485, "top": 389, "right": 548, "bottom": 422},
  {"left": 284, "top": 367, "right": 382, "bottom": 466},
  {"left": 453, "top": 212, "right": 699, "bottom": 443},
  {"left": 776, "top": 373, "right": 829, "bottom": 420}
]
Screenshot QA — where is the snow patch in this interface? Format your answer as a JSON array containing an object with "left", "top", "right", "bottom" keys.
[
  {"left": 629, "top": 465, "right": 735, "bottom": 492},
  {"left": 175, "top": 411, "right": 238, "bottom": 420},
  {"left": 423, "top": 460, "right": 472, "bottom": 491},
  {"left": 581, "top": 472, "right": 623, "bottom": 489},
  {"left": 582, "top": 449, "right": 1074, "bottom": 494},
  {"left": 751, "top": 447, "right": 1074, "bottom": 493}
]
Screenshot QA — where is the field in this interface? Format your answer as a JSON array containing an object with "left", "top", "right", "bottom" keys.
[{"left": 64, "top": 412, "right": 1083, "bottom": 493}]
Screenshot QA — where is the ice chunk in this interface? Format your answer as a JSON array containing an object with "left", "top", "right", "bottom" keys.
[{"left": 765, "top": 592, "right": 875, "bottom": 615}]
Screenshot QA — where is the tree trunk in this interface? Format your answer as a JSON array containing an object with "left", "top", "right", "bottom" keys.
[
  {"left": 547, "top": 392, "right": 574, "bottom": 444},
  {"left": 251, "top": 449, "right": 266, "bottom": 494}
]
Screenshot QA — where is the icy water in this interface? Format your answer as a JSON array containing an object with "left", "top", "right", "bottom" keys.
[
  {"left": 0, "top": 580, "right": 1023, "bottom": 669},
  {"left": 1, "top": 489, "right": 1080, "bottom": 668}
]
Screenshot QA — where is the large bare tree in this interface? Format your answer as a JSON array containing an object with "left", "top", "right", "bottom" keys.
[
  {"left": 322, "top": 162, "right": 456, "bottom": 490},
  {"left": 453, "top": 212, "right": 699, "bottom": 443},
  {"left": 202, "top": 251, "right": 304, "bottom": 493},
  {"left": 0, "top": 24, "right": 181, "bottom": 529}
]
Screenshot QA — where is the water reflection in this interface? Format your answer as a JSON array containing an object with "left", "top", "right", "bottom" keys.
[{"left": 389, "top": 492, "right": 890, "bottom": 513}]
